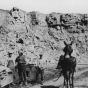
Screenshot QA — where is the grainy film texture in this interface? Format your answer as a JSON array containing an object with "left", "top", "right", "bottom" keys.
[{"left": 0, "top": 7, "right": 88, "bottom": 88}]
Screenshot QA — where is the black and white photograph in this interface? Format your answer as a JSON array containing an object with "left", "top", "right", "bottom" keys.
[{"left": 0, "top": 0, "right": 88, "bottom": 88}]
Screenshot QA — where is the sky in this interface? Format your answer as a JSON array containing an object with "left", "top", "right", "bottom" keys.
[{"left": 0, "top": 0, "right": 88, "bottom": 14}]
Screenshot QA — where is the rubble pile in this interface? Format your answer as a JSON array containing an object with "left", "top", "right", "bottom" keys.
[{"left": 0, "top": 7, "right": 88, "bottom": 67}]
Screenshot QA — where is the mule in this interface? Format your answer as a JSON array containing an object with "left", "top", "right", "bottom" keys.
[{"left": 56, "top": 41, "right": 76, "bottom": 88}]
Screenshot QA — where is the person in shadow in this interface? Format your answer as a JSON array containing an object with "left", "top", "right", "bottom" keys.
[{"left": 15, "top": 51, "right": 27, "bottom": 86}]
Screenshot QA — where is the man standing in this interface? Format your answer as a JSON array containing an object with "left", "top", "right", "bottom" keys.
[
  {"left": 15, "top": 51, "right": 27, "bottom": 86},
  {"left": 36, "top": 54, "right": 44, "bottom": 85}
]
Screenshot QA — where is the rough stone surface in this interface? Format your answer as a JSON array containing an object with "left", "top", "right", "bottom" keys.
[{"left": 0, "top": 7, "right": 88, "bottom": 68}]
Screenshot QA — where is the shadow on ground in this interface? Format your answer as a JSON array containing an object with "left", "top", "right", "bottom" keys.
[{"left": 41, "top": 85, "right": 61, "bottom": 88}]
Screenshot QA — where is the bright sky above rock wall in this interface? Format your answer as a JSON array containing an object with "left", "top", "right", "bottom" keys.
[{"left": 0, "top": 0, "right": 88, "bottom": 14}]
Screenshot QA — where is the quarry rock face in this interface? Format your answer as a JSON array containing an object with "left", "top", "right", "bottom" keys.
[{"left": 0, "top": 7, "right": 88, "bottom": 67}]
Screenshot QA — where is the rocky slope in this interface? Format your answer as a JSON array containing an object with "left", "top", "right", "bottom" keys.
[{"left": 0, "top": 7, "right": 88, "bottom": 67}]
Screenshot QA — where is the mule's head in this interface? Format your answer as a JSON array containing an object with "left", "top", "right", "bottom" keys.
[{"left": 63, "top": 41, "right": 73, "bottom": 58}]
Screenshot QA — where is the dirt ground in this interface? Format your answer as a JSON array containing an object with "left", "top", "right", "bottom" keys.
[{"left": 4, "top": 65, "right": 88, "bottom": 88}]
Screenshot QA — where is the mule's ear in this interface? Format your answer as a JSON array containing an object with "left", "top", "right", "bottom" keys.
[
  {"left": 64, "top": 41, "right": 67, "bottom": 46},
  {"left": 70, "top": 41, "right": 73, "bottom": 45}
]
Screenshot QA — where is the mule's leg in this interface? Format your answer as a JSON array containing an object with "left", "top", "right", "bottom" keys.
[
  {"left": 64, "top": 77, "right": 65, "bottom": 86},
  {"left": 65, "top": 77, "right": 68, "bottom": 88},
  {"left": 63, "top": 76, "right": 66, "bottom": 88},
  {"left": 72, "top": 71, "right": 74, "bottom": 88},
  {"left": 69, "top": 71, "right": 73, "bottom": 88},
  {"left": 69, "top": 71, "right": 71, "bottom": 88},
  {"left": 64, "top": 77, "right": 67, "bottom": 88},
  {"left": 67, "top": 77, "right": 69, "bottom": 88},
  {"left": 64, "top": 72, "right": 68, "bottom": 88},
  {"left": 63, "top": 72, "right": 66, "bottom": 88},
  {"left": 66, "top": 72, "right": 69, "bottom": 88}
]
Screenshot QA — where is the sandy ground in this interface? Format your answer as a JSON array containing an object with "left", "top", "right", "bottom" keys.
[
  {"left": 30, "top": 67, "right": 88, "bottom": 88},
  {"left": 7, "top": 65, "right": 88, "bottom": 88}
]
